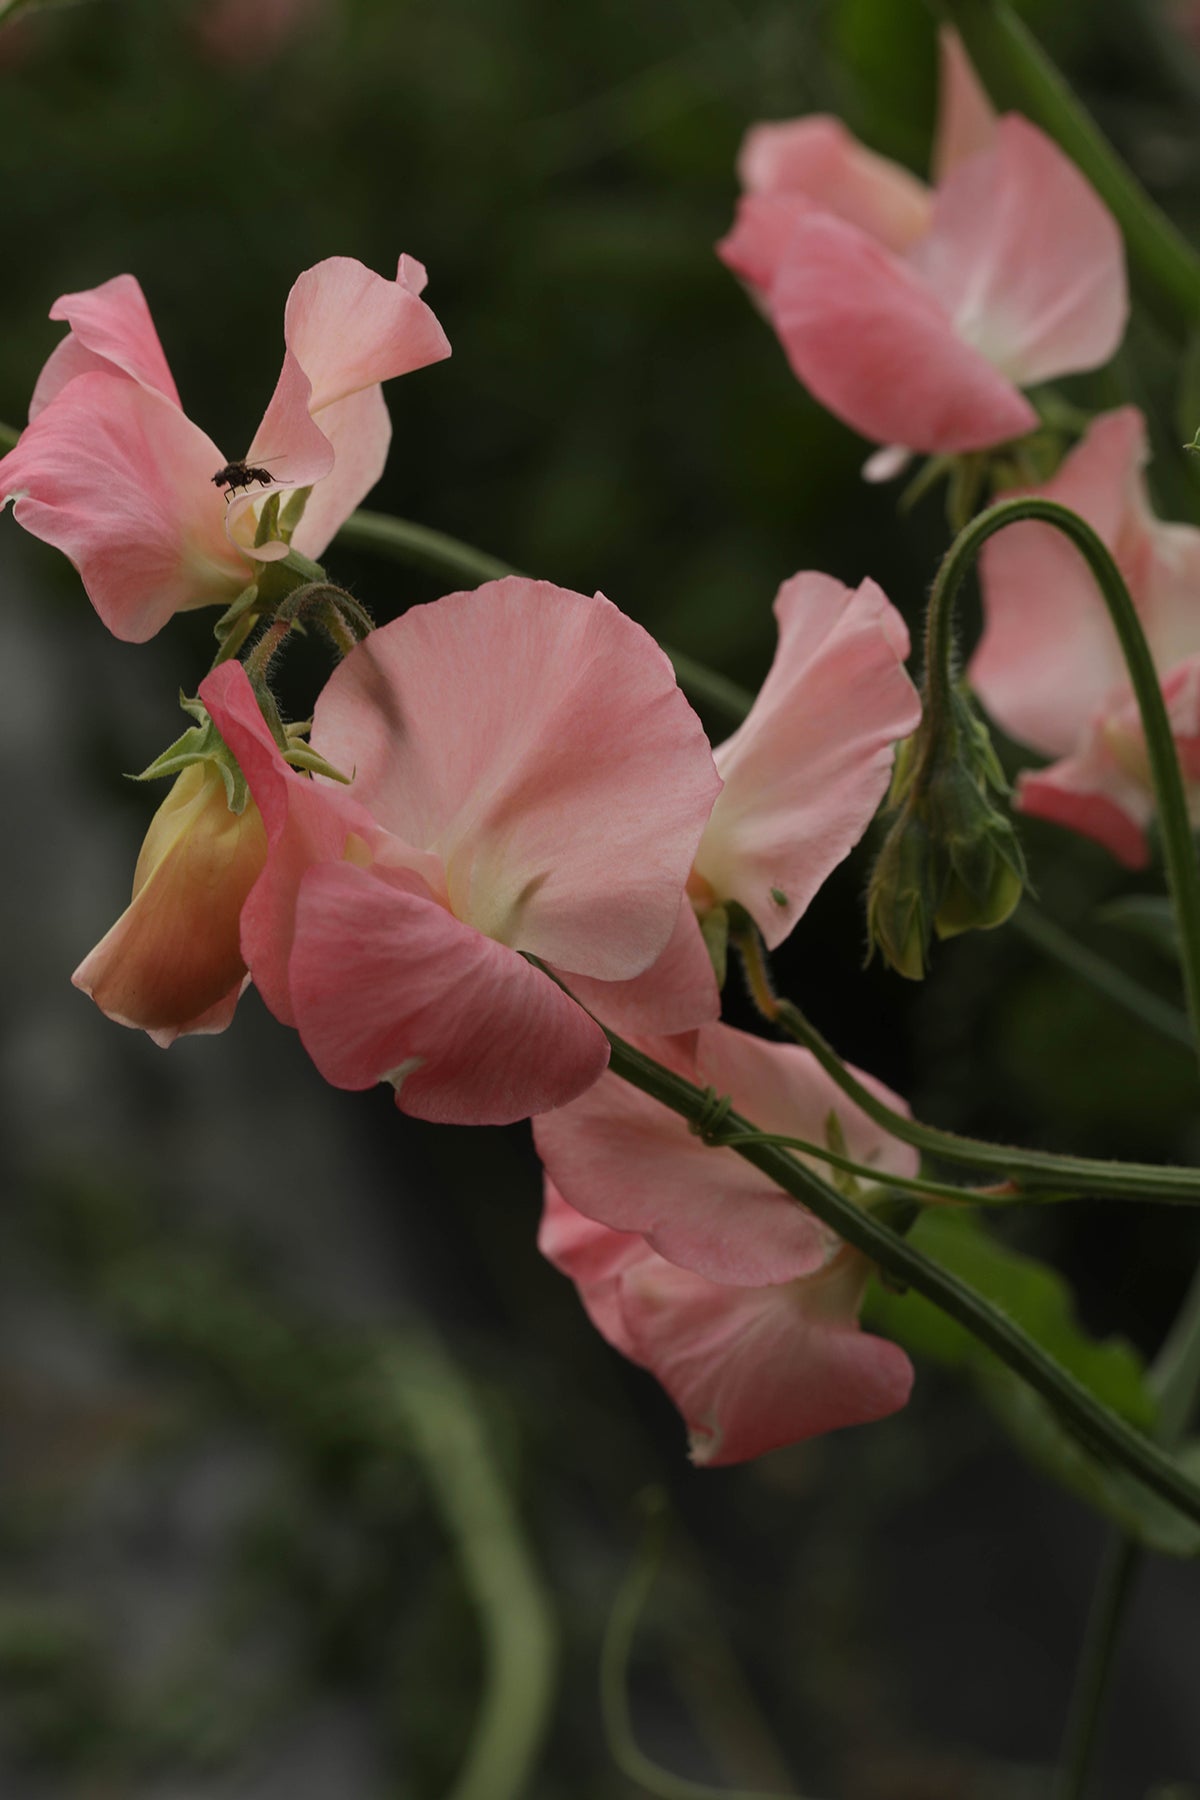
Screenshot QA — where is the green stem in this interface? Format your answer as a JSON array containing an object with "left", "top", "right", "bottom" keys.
[
  {"left": 1010, "top": 901, "right": 1193, "bottom": 1052},
  {"left": 715, "top": 1131, "right": 1020, "bottom": 1208},
  {"left": 1054, "top": 1535, "right": 1141, "bottom": 1800},
  {"left": 929, "top": 497, "right": 1200, "bottom": 1058},
  {"left": 605, "top": 1031, "right": 1200, "bottom": 1529},
  {"left": 935, "top": 0, "right": 1200, "bottom": 337},
  {"left": 379, "top": 1335, "right": 557, "bottom": 1800},
  {"left": 774, "top": 996, "right": 1200, "bottom": 1201}
]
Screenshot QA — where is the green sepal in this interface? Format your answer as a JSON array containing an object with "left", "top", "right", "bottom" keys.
[
  {"left": 278, "top": 485, "right": 313, "bottom": 538},
  {"left": 254, "top": 491, "right": 282, "bottom": 549},
  {"left": 213, "top": 583, "right": 262, "bottom": 651},
  {"left": 282, "top": 743, "right": 352, "bottom": 785},
  {"left": 698, "top": 904, "right": 729, "bottom": 990},
  {"left": 128, "top": 695, "right": 250, "bottom": 814}
]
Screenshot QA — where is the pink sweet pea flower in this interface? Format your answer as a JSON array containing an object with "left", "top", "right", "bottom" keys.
[
  {"left": 535, "top": 1022, "right": 917, "bottom": 1465},
  {"left": 533, "top": 1022, "right": 918, "bottom": 1286},
  {"left": 0, "top": 258, "right": 449, "bottom": 642},
  {"left": 199, "top": 577, "right": 723, "bottom": 1126},
  {"left": 717, "top": 33, "right": 1126, "bottom": 459},
  {"left": 969, "top": 407, "right": 1200, "bottom": 867},
  {"left": 73, "top": 759, "right": 267, "bottom": 1047},
  {"left": 541, "top": 1189, "right": 912, "bottom": 1466},
  {"left": 690, "top": 570, "right": 920, "bottom": 948}
]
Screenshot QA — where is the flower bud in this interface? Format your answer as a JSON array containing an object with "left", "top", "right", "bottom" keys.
[
  {"left": 866, "top": 687, "right": 1026, "bottom": 978},
  {"left": 73, "top": 759, "right": 267, "bottom": 1045}
]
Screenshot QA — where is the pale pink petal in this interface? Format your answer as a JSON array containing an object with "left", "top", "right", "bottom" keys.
[
  {"left": 279, "top": 255, "right": 451, "bottom": 415},
  {"left": 618, "top": 1247, "right": 914, "bottom": 1466},
  {"left": 909, "top": 117, "right": 1127, "bottom": 387},
  {"left": 30, "top": 274, "right": 181, "bottom": 416},
  {"left": 287, "top": 383, "right": 391, "bottom": 560},
  {"left": 533, "top": 1023, "right": 917, "bottom": 1288},
  {"left": 555, "top": 897, "right": 719, "bottom": 1037},
  {"left": 971, "top": 410, "right": 1153, "bottom": 757},
  {"left": 717, "top": 192, "right": 818, "bottom": 298},
  {"left": 931, "top": 27, "right": 997, "bottom": 181},
  {"left": 769, "top": 213, "right": 1037, "bottom": 452},
  {"left": 736, "top": 115, "right": 931, "bottom": 252},
  {"left": 1162, "top": 658, "right": 1200, "bottom": 780},
  {"left": 1017, "top": 729, "right": 1154, "bottom": 868},
  {"left": 1, "top": 372, "right": 251, "bottom": 641},
  {"left": 289, "top": 860, "right": 610, "bottom": 1125},
  {"left": 397, "top": 253, "right": 429, "bottom": 296},
  {"left": 539, "top": 1186, "right": 647, "bottom": 1358},
  {"left": 229, "top": 345, "right": 338, "bottom": 560},
  {"left": 693, "top": 573, "right": 920, "bottom": 947},
  {"left": 310, "top": 579, "right": 721, "bottom": 981}
]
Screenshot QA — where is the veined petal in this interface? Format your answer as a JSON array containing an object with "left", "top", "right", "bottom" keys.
[
  {"left": 694, "top": 572, "right": 919, "bottom": 947},
  {"left": 231, "top": 345, "right": 338, "bottom": 557},
  {"left": 280, "top": 254, "right": 451, "bottom": 415},
  {"left": 1, "top": 372, "right": 250, "bottom": 641},
  {"left": 736, "top": 115, "right": 931, "bottom": 252},
  {"left": 554, "top": 896, "right": 719, "bottom": 1037},
  {"left": 533, "top": 1023, "right": 917, "bottom": 1288},
  {"left": 310, "top": 578, "right": 722, "bottom": 981},
  {"left": 289, "top": 860, "right": 610, "bottom": 1125},
  {"left": 909, "top": 116, "right": 1127, "bottom": 387},
  {"left": 288, "top": 383, "right": 392, "bottom": 560},
  {"left": 31, "top": 274, "right": 181, "bottom": 417},
  {"left": 768, "top": 213, "right": 1037, "bottom": 453}
]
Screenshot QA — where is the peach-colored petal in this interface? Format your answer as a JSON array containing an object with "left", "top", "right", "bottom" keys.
[
  {"left": 289, "top": 859, "right": 610, "bottom": 1125},
  {"left": 309, "top": 578, "right": 721, "bottom": 982},
  {"left": 30, "top": 274, "right": 181, "bottom": 417},
  {"left": 694, "top": 572, "right": 919, "bottom": 947},
  {"left": 533, "top": 1023, "right": 918, "bottom": 1288},
  {"left": 736, "top": 115, "right": 931, "bottom": 252},
  {"left": 909, "top": 117, "right": 1127, "bottom": 388},
  {"left": 556, "top": 896, "right": 719, "bottom": 1037},
  {"left": 72, "top": 761, "right": 265, "bottom": 1040},
  {"left": 971, "top": 410, "right": 1171, "bottom": 758},
  {"left": 1, "top": 373, "right": 251, "bottom": 642},
  {"left": 931, "top": 26, "right": 997, "bottom": 181},
  {"left": 279, "top": 254, "right": 451, "bottom": 416},
  {"left": 769, "top": 212, "right": 1037, "bottom": 452},
  {"left": 540, "top": 1188, "right": 913, "bottom": 1465}
]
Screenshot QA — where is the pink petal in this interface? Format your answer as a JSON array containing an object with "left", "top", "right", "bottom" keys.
[
  {"left": 199, "top": 660, "right": 391, "bottom": 1025},
  {"left": 230, "top": 345, "right": 338, "bottom": 560},
  {"left": 279, "top": 255, "right": 451, "bottom": 416},
  {"left": 736, "top": 115, "right": 931, "bottom": 252},
  {"left": 1017, "top": 731, "right": 1153, "bottom": 869},
  {"left": 909, "top": 116, "right": 1127, "bottom": 388},
  {"left": 310, "top": 578, "right": 721, "bottom": 981},
  {"left": 931, "top": 26, "right": 997, "bottom": 181},
  {"left": 971, "top": 409, "right": 1156, "bottom": 758},
  {"left": 717, "top": 192, "right": 819, "bottom": 298},
  {"left": 694, "top": 573, "right": 920, "bottom": 947},
  {"left": 533, "top": 1023, "right": 918, "bottom": 1288},
  {"left": 31, "top": 274, "right": 181, "bottom": 417},
  {"left": 287, "top": 383, "right": 392, "bottom": 560},
  {"left": 769, "top": 213, "right": 1037, "bottom": 452},
  {"left": 618, "top": 1247, "right": 914, "bottom": 1466},
  {"left": 1, "top": 372, "right": 251, "bottom": 641},
  {"left": 289, "top": 859, "right": 610, "bottom": 1125},
  {"left": 554, "top": 897, "right": 719, "bottom": 1037}
]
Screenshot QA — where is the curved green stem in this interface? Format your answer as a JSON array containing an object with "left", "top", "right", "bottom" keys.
[
  {"left": 935, "top": 0, "right": 1200, "bottom": 337},
  {"left": 380, "top": 1335, "right": 557, "bottom": 1800},
  {"left": 1010, "top": 901, "right": 1193, "bottom": 1053},
  {"left": 605, "top": 1031, "right": 1200, "bottom": 1527},
  {"left": 715, "top": 1131, "right": 1020, "bottom": 1207},
  {"left": 929, "top": 496, "right": 1200, "bottom": 1057}
]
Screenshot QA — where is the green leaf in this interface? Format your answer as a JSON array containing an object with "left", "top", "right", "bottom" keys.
[{"left": 864, "top": 1211, "right": 1200, "bottom": 1554}]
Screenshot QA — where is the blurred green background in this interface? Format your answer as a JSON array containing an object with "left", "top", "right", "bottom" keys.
[{"left": 3, "top": 0, "right": 1200, "bottom": 1794}]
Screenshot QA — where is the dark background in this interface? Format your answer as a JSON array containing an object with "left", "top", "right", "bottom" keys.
[{"left": 2, "top": 0, "right": 1200, "bottom": 1793}]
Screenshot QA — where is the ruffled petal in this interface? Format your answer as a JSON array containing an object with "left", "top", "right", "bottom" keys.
[
  {"left": 1, "top": 372, "right": 250, "bottom": 641},
  {"left": 909, "top": 116, "right": 1127, "bottom": 387},
  {"left": 310, "top": 578, "right": 721, "bottom": 981},
  {"left": 289, "top": 859, "right": 610, "bottom": 1125},
  {"left": 279, "top": 254, "right": 451, "bottom": 415},
  {"left": 694, "top": 572, "right": 919, "bottom": 947},
  {"left": 31, "top": 274, "right": 181, "bottom": 416},
  {"left": 768, "top": 212, "right": 1037, "bottom": 452},
  {"left": 736, "top": 115, "right": 931, "bottom": 252}
]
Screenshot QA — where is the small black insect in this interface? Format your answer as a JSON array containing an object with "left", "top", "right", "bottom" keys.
[{"left": 211, "top": 460, "right": 277, "bottom": 499}]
